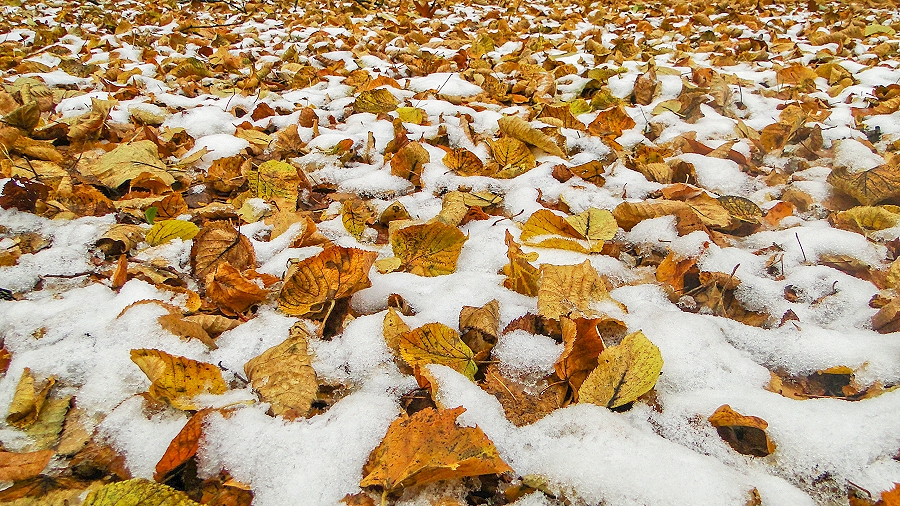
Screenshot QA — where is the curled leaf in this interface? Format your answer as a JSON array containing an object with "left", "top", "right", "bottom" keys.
[
  {"left": 502, "top": 230, "right": 540, "bottom": 297},
  {"left": 498, "top": 115, "right": 565, "bottom": 157},
  {"left": 206, "top": 262, "right": 269, "bottom": 314},
  {"left": 130, "top": 349, "right": 227, "bottom": 410},
  {"left": 708, "top": 404, "right": 776, "bottom": 457},
  {"left": 155, "top": 409, "right": 211, "bottom": 481},
  {"left": 7, "top": 368, "right": 54, "bottom": 429},
  {"left": 390, "top": 142, "right": 430, "bottom": 188},
  {"left": 190, "top": 222, "right": 256, "bottom": 282},
  {"left": 278, "top": 246, "right": 377, "bottom": 317}
]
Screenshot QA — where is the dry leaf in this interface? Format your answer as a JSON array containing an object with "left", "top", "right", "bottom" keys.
[
  {"left": 521, "top": 209, "right": 581, "bottom": 242},
  {"left": 245, "top": 323, "right": 318, "bottom": 419},
  {"left": 383, "top": 307, "right": 411, "bottom": 354},
  {"left": 391, "top": 222, "right": 467, "bottom": 276},
  {"left": 206, "top": 262, "right": 269, "bottom": 314},
  {"left": 398, "top": 323, "right": 478, "bottom": 380},
  {"left": 390, "top": 142, "right": 430, "bottom": 188},
  {"left": 587, "top": 104, "right": 635, "bottom": 139},
  {"left": 578, "top": 330, "right": 663, "bottom": 409},
  {"left": 828, "top": 165, "right": 900, "bottom": 206},
  {"left": 502, "top": 230, "right": 540, "bottom": 297},
  {"left": 565, "top": 208, "right": 618, "bottom": 248},
  {"left": 568, "top": 159, "right": 608, "bottom": 186},
  {"left": 656, "top": 252, "right": 700, "bottom": 292},
  {"left": 279, "top": 246, "right": 377, "bottom": 317},
  {"left": 537, "top": 104, "right": 586, "bottom": 130},
  {"left": 538, "top": 260, "right": 620, "bottom": 320},
  {"left": 488, "top": 137, "right": 536, "bottom": 179},
  {"left": 498, "top": 115, "right": 565, "bottom": 157},
  {"left": 459, "top": 299, "right": 500, "bottom": 360},
  {"left": 359, "top": 407, "right": 512, "bottom": 493},
  {"left": 708, "top": 404, "right": 776, "bottom": 457},
  {"left": 146, "top": 220, "right": 200, "bottom": 246},
  {"left": 882, "top": 484, "right": 900, "bottom": 506},
  {"left": 97, "top": 224, "right": 145, "bottom": 257},
  {"left": 355, "top": 88, "right": 399, "bottom": 114},
  {"left": 88, "top": 140, "right": 174, "bottom": 190},
  {"left": 155, "top": 408, "right": 211, "bottom": 481},
  {"left": 612, "top": 200, "right": 692, "bottom": 231},
  {"left": 158, "top": 314, "right": 217, "bottom": 349},
  {"left": 443, "top": 148, "right": 486, "bottom": 177},
  {"left": 83, "top": 478, "right": 200, "bottom": 506},
  {"left": 130, "top": 349, "right": 227, "bottom": 410},
  {"left": 479, "top": 364, "right": 566, "bottom": 426},
  {"left": 0, "top": 450, "right": 54, "bottom": 482},
  {"left": 7, "top": 368, "right": 55, "bottom": 429},
  {"left": 248, "top": 160, "right": 304, "bottom": 201},
  {"left": 191, "top": 222, "right": 256, "bottom": 282},
  {"left": 342, "top": 198, "right": 376, "bottom": 240},
  {"left": 555, "top": 317, "right": 608, "bottom": 393},
  {"left": 718, "top": 196, "right": 763, "bottom": 224}
]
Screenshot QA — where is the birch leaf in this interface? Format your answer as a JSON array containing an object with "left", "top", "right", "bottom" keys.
[
  {"left": 130, "top": 349, "right": 226, "bottom": 410},
  {"left": 145, "top": 220, "right": 199, "bottom": 247},
  {"left": 578, "top": 331, "right": 663, "bottom": 409}
]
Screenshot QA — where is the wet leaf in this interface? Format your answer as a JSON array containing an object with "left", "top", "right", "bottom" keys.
[
  {"left": 390, "top": 142, "right": 430, "bottom": 188},
  {"left": 155, "top": 409, "right": 211, "bottom": 481},
  {"left": 0, "top": 450, "right": 54, "bottom": 482},
  {"left": 578, "top": 330, "right": 663, "bottom": 409},
  {"left": 190, "top": 222, "right": 256, "bottom": 282},
  {"left": 708, "top": 404, "right": 776, "bottom": 457},
  {"left": 502, "top": 230, "right": 540, "bottom": 297},
  {"left": 279, "top": 246, "right": 377, "bottom": 317},
  {"left": 83, "top": 478, "right": 200, "bottom": 506},
  {"left": 443, "top": 148, "right": 486, "bottom": 177},
  {"left": 828, "top": 165, "right": 900, "bottom": 206},
  {"left": 538, "top": 260, "right": 621, "bottom": 320},
  {"left": 7, "top": 368, "right": 55, "bottom": 429},
  {"left": 391, "top": 222, "right": 467, "bottom": 276},
  {"left": 24, "top": 396, "right": 70, "bottom": 451},
  {"left": 479, "top": 364, "right": 566, "bottom": 426},
  {"left": 489, "top": 137, "right": 535, "bottom": 179},
  {"left": 354, "top": 88, "right": 399, "bottom": 114},
  {"left": 206, "top": 262, "right": 269, "bottom": 314},
  {"left": 245, "top": 323, "right": 318, "bottom": 419},
  {"left": 130, "top": 349, "right": 227, "bottom": 410},
  {"left": 498, "top": 115, "right": 565, "bottom": 158},
  {"left": 146, "top": 220, "right": 200, "bottom": 246},
  {"left": 360, "top": 407, "right": 512, "bottom": 493},
  {"left": 398, "top": 322, "right": 477, "bottom": 380}
]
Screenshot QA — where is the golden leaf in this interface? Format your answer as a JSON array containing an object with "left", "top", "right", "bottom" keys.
[
  {"left": 578, "top": 331, "right": 663, "bottom": 409},
  {"left": 245, "top": 323, "right": 318, "bottom": 420},
  {"left": 502, "top": 230, "right": 540, "bottom": 297},
  {"left": 656, "top": 252, "right": 699, "bottom": 292},
  {"left": 354, "top": 88, "right": 399, "bottom": 114},
  {"left": 379, "top": 201, "right": 412, "bottom": 225},
  {"left": 538, "top": 260, "right": 620, "bottom": 320},
  {"left": 489, "top": 138, "right": 536, "bottom": 179},
  {"left": 183, "top": 314, "right": 241, "bottom": 337},
  {"left": 391, "top": 222, "right": 467, "bottom": 277},
  {"left": 685, "top": 193, "right": 733, "bottom": 229},
  {"left": 206, "top": 262, "right": 269, "bottom": 315},
  {"left": 498, "top": 115, "right": 566, "bottom": 158},
  {"left": 23, "top": 396, "right": 70, "bottom": 451},
  {"left": 190, "top": 221, "right": 256, "bottom": 282},
  {"left": 130, "top": 349, "right": 227, "bottom": 410},
  {"left": 520, "top": 209, "right": 581, "bottom": 242},
  {"left": 375, "top": 256, "right": 403, "bottom": 274},
  {"left": 88, "top": 141, "right": 174, "bottom": 190},
  {"left": 360, "top": 407, "right": 512, "bottom": 493},
  {"left": 433, "top": 191, "right": 470, "bottom": 227},
  {"left": 97, "top": 224, "right": 145, "bottom": 257},
  {"left": 278, "top": 246, "right": 377, "bottom": 317},
  {"left": 758, "top": 122, "right": 794, "bottom": 154},
  {"left": 587, "top": 104, "right": 635, "bottom": 139},
  {"left": 383, "top": 307, "right": 411, "bottom": 353},
  {"left": 612, "top": 200, "right": 692, "bottom": 231},
  {"left": 569, "top": 159, "right": 608, "bottom": 186},
  {"left": 342, "top": 198, "right": 376, "bottom": 240},
  {"left": 632, "top": 67, "right": 659, "bottom": 106},
  {"left": 837, "top": 206, "right": 900, "bottom": 234},
  {"left": 0, "top": 450, "right": 54, "bottom": 482},
  {"left": 6, "top": 368, "right": 54, "bottom": 429},
  {"left": 248, "top": 160, "right": 303, "bottom": 200},
  {"left": 459, "top": 299, "right": 500, "bottom": 359},
  {"left": 397, "top": 322, "right": 478, "bottom": 380},
  {"left": 390, "top": 142, "right": 430, "bottom": 188},
  {"left": 708, "top": 404, "right": 776, "bottom": 457},
  {"left": 397, "top": 106, "right": 427, "bottom": 125},
  {"left": 526, "top": 237, "right": 590, "bottom": 253},
  {"left": 83, "top": 478, "right": 200, "bottom": 506},
  {"left": 776, "top": 64, "right": 817, "bottom": 85},
  {"left": 828, "top": 165, "right": 900, "bottom": 206},
  {"left": 2, "top": 101, "right": 39, "bottom": 132},
  {"left": 883, "top": 484, "right": 900, "bottom": 506},
  {"left": 145, "top": 220, "right": 199, "bottom": 246},
  {"left": 717, "top": 196, "right": 763, "bottom": 224},
  {"left": 170, "top": 57, "right": 212, "bottom": 78},
  {"left": 565, "top": 208, "right": 618, "bottom": 247},
  {"left": 470, "top": 33, "right": 496, "bottom": 57},
  {"left": 443, "top": 148, "right": 487, "bottom": 177},
  {"left": 537, "top": 104, "right": 586, "bottom": 130}
]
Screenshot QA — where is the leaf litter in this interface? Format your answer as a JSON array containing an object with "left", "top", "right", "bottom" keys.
[{"left": 1, "top": 0, "right": 900, "bottom": 504}]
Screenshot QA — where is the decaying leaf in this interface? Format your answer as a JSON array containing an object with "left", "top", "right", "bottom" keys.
[
  {"left": 191, "top": 222, "right": 256, "bottom": 282},
  {"left": 245, "top": 323, "right": 318, "bottom": 419},
  {"left": 97, "top": 224, "right": 145, "bottom": 257},
  {"left": 146, "top": 220, "right": 200, "bottom": 246},
  {"left": 130, "top": 349, "right": 227, "bottom": 410},
  {"left": 87, "top": 140, "right": 174, "bottom": 190},
  {"left": 83, "top": 478, "right": 200, "bottom": 506},
  {"left": 398, "top": 323, "right": 478, "bottom": 380},
  {"left": 578, "top": 330, "right": 663, "bottom": 409},
  {"left": 708, "top": 404, "right": 776, "bottom": 457},
  {"left": 555, "top": 317, "right": 609, "bottom": 393},
  {"left": 155, "top": 408, "right": 211, "bottom": 481},
  {"left": 359, "top": 407, "right": 512, "bottom": 494},
  {"left": 459, "top": 299, "right": 500, "bottom": 360},
  {"left": 538, "top": 260, "right": 620, "bottom": 320},
  {"left": 498, "top": 115, "right": 565, "bottom": 157},
  {"left": 479, "top": 364, "right": 567, "bottom": 426},
  {"left": 502, "top": 230, "right": 540, "bottom": 297},
  {"left": 391, "top": 222, "right": 467, "bottom": 276},
  {"left": 247, "top": 160, "right": 305, "bottom": 201},
  {"left": 7, "top": 368, "right": 55, "bottom": 429},
  {"left": 206, "top": 262, "right": 269, "bottom": 314},
  {"left": 279, "top": 246, "right": 377, "bottom": 317},
  {"left": 718, "top": 196, "right": 763, "bottom": 224},
  {"left": 390, "top": 142, "right": 430, "bottom": 187},
  {"left": 342, "top": 198, "right": 376, "bottom": 240}
]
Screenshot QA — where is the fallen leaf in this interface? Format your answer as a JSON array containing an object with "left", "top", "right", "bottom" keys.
[
  {"left": 520, "top": 209, "right": 581, "bottom": 242},
  {"left": 7, "top": 368, "right": 55, "bottom": 429},
  {"left": 565, "top": 207, "right": 618, "bottom": 248},
  {"left": 0, "top": 176, "right": 50, "bottom": 213},
  {"left": 390, "top": 142, "right": 430, "bottom": 187},
  {"left": 708, "top": 404, "right": 776, "bottom": 457},
  {"left": 391, "top": 222, "right": 467, "bottom": 276},
  {"left": 632, "top": 66, "right": 659, "bottom": 106},
  {"left": 502, "top": 230, "right": 540, "bottom": 297},
  {"left": 718, "top": 196, "right": 763, "bottom": 224},
  {"left": 279, "top": 246, "right": 377, "bottom": 317},
  {"left": 764, "top": 201, "right": 795, "bottom": 226},
  {"left": 23, "top": 396, "right": 70, "bottom": 451},
  {"left": 538, "top": 260, "right": 620, "bottom": 320},
  {"left": 245, "top": 323, "right": 318, "bottom": 419},
  {"left": 247, "top": 160, "right": 304, "bottom": 201},
  {"left": 342, "top": 197, "right": 376, "bottom": 240},
  {"left": 459, "top": 299, "right": 500, "bottom": 360},
  {"left": 398, "top": 323, "right": 478, "bottom": 380},
  {"left": 489, "top": 137, "right": 536, "bottom": 179},
  {"left": 359, "top": 407, "right": 512, "bottom": 493},
  {"left": 158, "top": 314, "right": 217, "bottom": 349},
  {"left": 443, "top": 148, "right": 486, "bottom": 177},
  {"left": 191, "top": 222, "right": 256, "bottom": 282},
  {"left": 155, "top": 408, "right": 211, "bottom": 481},
  {"left": 568, "top": 159, "right": 608, "bottom": 186},
  {"left": 578, "top": 330, "right": 663, "bottom": 409},
  {"left": 0, "top": 450, "right": 54, "bottom": 482},
  {"left": 612, "top": 200, "right": 692, "bottom": 231},
  {"left": 383, "top": 307, "right": 411, "bottom": 355},
  {"left": 882, "top": 484, "right": 900, "bottom": 506},
  {"left": 656, "top": 252, "right": 700, "bottom": 292},
  {"left": 206, "top": 262, "right": 269, "bottom": 314},
  {"left": 537, "top": 104, "right": 586, "bottom": 130},
  {"left": 87, "top": 140, "right": 174, "bottom": 190},
  {"left": 130, "top": 349, "right": 227, "bottom": 410},
  {"left": 146, "top": 219, "right": 200, "bottom": 246},
  {"left": 587, "top": 104, "right": 635, "bottom": 139},
  {"left": 479, "top": 364, "right": 566, "bottom": 426},
  {"left": 555, "top": 316, "right": 608, "bottom": 393},
  {"left": 355, "top": 88, "right": 399, "bottom": 114},
  {"left": 82, "top": 478, "right": 200, "bottom": 506},
  {"left": 498, "top": 115, "right": 565, "bottom": 157},
  {"left": 97, "top": 224, "right": 145, "bottom": 257},
  {"left": 828, "top": 165, "right": 900, "bottom": 206}
]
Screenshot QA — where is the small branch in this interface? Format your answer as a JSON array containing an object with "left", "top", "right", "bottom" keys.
[{"left": 795, "top": 232, "right": 807, "bottom": 263}]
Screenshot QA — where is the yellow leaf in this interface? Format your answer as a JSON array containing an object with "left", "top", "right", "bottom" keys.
[
  {"left": 527, "top": 237, "right": 590, "bottom": 253},
  {"left": 708, "top": 404, "right": 776, "bottom": 457},
  {"left": 379, "top": 201, "right": 412, "bottom": 225},
  {"left": 470, "top": 33, "right": 495, "bottom": 58},
  {"left": 565, "top": 208, "right": 618, "bottom": 245},
  {"left": 612, "top": 200, "right": 692, "bottom": 231},
  {"left": 521, "top": 209, "right": 581, "bottom": 242},
  {"left": 397, "top": 323, "right": 477, "bottom": 380},
  {"left": 537, "top": 104, "right": 586, "bottom": 130},
  {"left": 489, "top": 138, "right": 536, "bottom": 179},
  {"left": 538, "top": 260, "right": 621, "bottom": 320},
  {"left": 568, "top": 160, "right": 608, "bottom": 186},
  {"left": 652, "top": 99, "right": 683, "bottom": 115},
  {"left": 342, "top": 198, "right": 375, "bottom": 240},
  {"left": 130, "top": 349, "right": 227, "bottom": 410},
  {"left": 355, "top": 88, "right": 399, "bottom": 114},
  {"left": 6, "top": 368, "right": 54, "bottom": 429},
  {"left": 587, "top": 104, "right": 635, "bottom": 139},
  {"left": 717, "top": 196, "right": 763, "bottom": 224},
  {"left": 245, "top": 323, "right": 318, "bottom": 420},
  {"left": 383, "top": 307, "right": 411, "bottom": 353},
  {"left": 828, "top": 165, "right": 900, "bottom": 206},
  {"left": 360, "top": 407, "right": 512, "bottom": 493},
  {"left": 88, "top": 140, "right": 174, "bottom": 190},
  {"left": 279, "top": 246, "right": 377, "bottom": 317},
  {"left": 2, "top": 101, "right": 39, "bottom": 132},
  {"left": 374, "top": 256, "right": 403, "bottom": 274},
  {"left": 83, "top": 478, "right": 200, "bottom": 506},
  {"left": 578, "top": 331, "right": 663, "bottom": 409},
  {"left": 685, "top": 193, "right": 733, "bottom": 229},
  {"left": 170, "top": 57, "right": 212, "bottom": 78},
  {"left": 397, "top": 106, "right": 427, "bottom": 125},
  {"left": 392, "top": 222, "right": 467, "bottom": 276},
  {"left": 248, "top": 160, "right": 303, "bottom": 200},
  {"left": 498, "top": 115, "right": 566, "bottom": 158},
  {"left": 569, "top": 98, "right": 591, "bottom": 115},
  {"left": 24, "top": 396, "right": 70, "bottom": 451},
  {"left": 443, "top": 148, "right": 487, "bottom": 177},
  {"left": 146, "top": 220, "right": 199, "bottom": 246},
  {"left": 390, "top": 142, "right": 430, "bottom": 188}
]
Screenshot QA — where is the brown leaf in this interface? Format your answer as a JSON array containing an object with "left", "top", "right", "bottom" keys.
[
  {"left": 359, "top": 407, "right": 512, "bottom": 493},
  {"left": 278, "top": 246, "right": 377, "bottom": 317},
  {"left": 537, "top": 104, "right": 586, "bottom": 130},
  {"left": 460, "top": 300, "right": 500, "bottom": 360},
  {"left": 632, "top": 67, "right": 659, "bottom": 106},
  {"left": 612, "top": 200, "right": 692, "bottom": 231},
  {"left": 479, "top": 364, "right": 566, "bottom": 426},
  {"left": 555, "top": 316, "right": 607, "bottom": 393},
  {"left": 390, "top": 142, "right": 430, "bottom": 188},
  {"left": 587, "top": 104, "right": 635, "bottom": 139},
  {"left": 191, "top": 221, "right": 256, "bottom": 283},
  {"left": 245, "top": 323, "right": 318, "bottom": 419},
  {"left": 828, "top": 165, "right": 900, "bottom": 206},
  {"left": 0, "top": 450, "right": 54, "bottom": 482},
  {"left": 155, "top": 409, "right": 211, "bottom": 481},
  {"left": 708, "top": 404, "right": 776, "bottom": 457},
  {"left": 502, "top": 230, "right": 540, "bottom": 297},
  {"left": 568, "top": 159, "right": 608, "bottom": 186},
  {"left": 0, "top": 176, "right": 50, "bottom": 213},
  {"left": 206, "top": 262, "right": 269, "bottom": 314},
  {"left": 656, "top": 252, "right": 700, "bottom": 293}
]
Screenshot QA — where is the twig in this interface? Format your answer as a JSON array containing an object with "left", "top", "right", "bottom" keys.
[{"left": 795, "top": 232, "right": 807, "bottom": 263}]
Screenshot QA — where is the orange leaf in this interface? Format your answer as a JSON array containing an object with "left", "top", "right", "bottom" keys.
[
  {"left": 502, "top": 230, "right": 540, "bottom": 297},
  {"left": 154, "top": 409, "right": 211, "bottom": 481},
  {"left": 390, "top": 142, "right": 430, "bottom": 188},
  {"left": 359, "top": 407, "right": 512, "bottom": 493},
  {"left": 206, "top": 262, "right": 269, "bottom": 314},
  {"left": 708, "top": 404, "right": 776, "bottom": 457},
  {"left": 764, "top": 201, "right": 795, "bottom": 226},
  {"left": 587, "top": 104, "right": 635, "bottom": 139},
  {"left": 443, "top": 148, "right": 486, "bottom": 177},
  {"left": 555, "top": 317, "right": 609, "bottom": 393},
  {"left": 881, "top": 483, "right": 900, "bottom": 506},
  {"left": 656, "top": 252, "right": 699, "bottom": 292},
  {"left": 278, "top": 246, "right": 377, "bottom": 317},
  {"left": 0, "top": 450, "right": 54, "bottom": 482}
]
